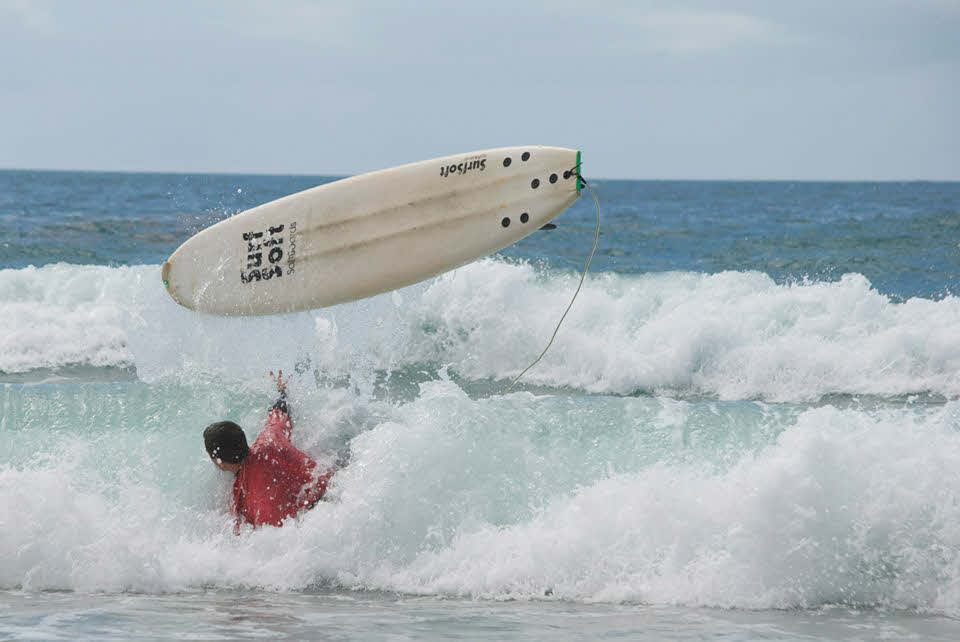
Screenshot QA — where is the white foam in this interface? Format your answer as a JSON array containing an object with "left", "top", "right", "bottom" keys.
[
  {"left": 407, "top": 263, "right": 960, "bottom": 400},
  {"left": 0, "top": 264, "right": 142, "bottom": 373},
  {"left": 2, "top": 260, "right": 959, "bottom": 400},
  {"left": 379, "top": 399, "right": 960, "bottom": 610},
  {"left": 3, "top": 382, "right": 960, "bottom": 613}
]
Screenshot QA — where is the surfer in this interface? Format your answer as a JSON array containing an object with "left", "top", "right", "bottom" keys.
[{"left": 203, "top": 370, "right": 336, "bottom": 529}]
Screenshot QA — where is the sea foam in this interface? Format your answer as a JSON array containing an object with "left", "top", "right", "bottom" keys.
[
  {"left": 3, "top": 380, "right": 960, "bottom": 613},
  {"left": 1, "top": 260, "right": 958, "bottom": 401}
]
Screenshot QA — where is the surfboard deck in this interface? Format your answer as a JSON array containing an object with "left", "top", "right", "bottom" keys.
[{"left": 163, "top": 146, "right": 581, "bottom": 316}]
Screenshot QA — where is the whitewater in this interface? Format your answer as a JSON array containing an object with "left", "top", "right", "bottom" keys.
[
  {"left": 3, "top": 261, "right": 958, "bottom": 399},
  {"left": 2, "top": 172, "right": 960, "bottom": 639}
]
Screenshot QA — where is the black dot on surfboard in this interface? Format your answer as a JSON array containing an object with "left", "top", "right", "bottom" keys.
[
  {"left": 563, "top": 170, "right": 571, "bottom": 179},
  {"left": 520, "top": 212, "right": 529, "bottom": 223},
  {"left": 503, "top": 157, "right": 512, "bottom": 167},
  {"left": 531, "top": 179, "right": 540, "bottom": 189},
  {"left": 549, "top": 173, "right": 558, "bottom": 184},
  {"left": 501, "top": 217, "right": 510, "bottom": 227},
  {"left": 522, "top": 152, "right": 530, "bottom": 161}
]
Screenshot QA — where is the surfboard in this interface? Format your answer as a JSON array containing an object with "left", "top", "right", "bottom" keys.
[{"left": 162, "top": 146, "right": 582, "bottom": 316}]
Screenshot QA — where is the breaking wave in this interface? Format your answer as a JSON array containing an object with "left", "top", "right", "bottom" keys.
[{"left": 1, "top": 260, "right": 957, "bottom": 401}]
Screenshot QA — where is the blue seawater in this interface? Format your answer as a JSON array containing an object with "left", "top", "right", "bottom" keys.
[{"left": 2, "top": 169, "right": 960, "bottom": 640}]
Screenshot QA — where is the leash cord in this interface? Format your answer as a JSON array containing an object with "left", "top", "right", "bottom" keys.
[{"left": 509, "top": 174, "right": 600, "bottom": 390}]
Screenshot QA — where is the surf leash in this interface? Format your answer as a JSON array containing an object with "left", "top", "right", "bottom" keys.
[{"left": 509, "top": 168, "right": 600, "bottom": 390}]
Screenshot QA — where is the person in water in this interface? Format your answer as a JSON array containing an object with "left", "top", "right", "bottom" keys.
[{"left": 203, "top": 370, "right": 336, "bottom": 528}]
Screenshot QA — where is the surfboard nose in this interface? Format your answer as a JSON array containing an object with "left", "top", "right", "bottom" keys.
[{"left": 161, "top": 260, "right": 171, "bottom": 288}]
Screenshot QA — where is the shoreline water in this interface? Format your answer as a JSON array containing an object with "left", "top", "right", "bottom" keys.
[{"left": 4, "top": 589, "right": 960, "bottom": 641}]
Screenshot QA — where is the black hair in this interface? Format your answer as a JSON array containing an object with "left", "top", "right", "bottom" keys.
[{"left": 203, "top": 421, "right": 249, "bottom": 464}]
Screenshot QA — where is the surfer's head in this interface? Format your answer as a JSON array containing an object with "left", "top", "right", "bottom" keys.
[{"left": 204, "top": 421, "right": 249, "bottom": 472}]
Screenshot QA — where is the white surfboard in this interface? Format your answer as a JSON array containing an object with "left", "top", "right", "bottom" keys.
[{"left": 162, "top": 146, "right": 582, "bottom": 316}]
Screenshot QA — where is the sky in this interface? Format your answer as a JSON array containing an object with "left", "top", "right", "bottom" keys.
[{"left": 1, "top": 0, "right": 957, "bottom": 180}]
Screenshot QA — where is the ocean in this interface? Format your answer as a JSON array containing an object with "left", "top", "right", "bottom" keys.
[{"left": 1, "top": 170, "right": 960, "bottom": 640}]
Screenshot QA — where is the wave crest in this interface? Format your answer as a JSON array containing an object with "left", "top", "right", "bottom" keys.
[{"left": 1, "top": 261, "right": 958, "bottom": 401}]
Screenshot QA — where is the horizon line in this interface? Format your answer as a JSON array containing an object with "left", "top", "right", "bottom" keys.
[{"left": 0, "top": 165, "right": 957, "bottom": 184}]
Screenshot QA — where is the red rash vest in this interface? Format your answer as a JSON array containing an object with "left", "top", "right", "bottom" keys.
[{"left": 232, "top": 406, "right": 333, "bottom": 528}]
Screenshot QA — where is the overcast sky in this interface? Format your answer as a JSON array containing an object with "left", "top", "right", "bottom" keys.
[{"left": 1, "top": 0, "right": 957, "bottom": 179}]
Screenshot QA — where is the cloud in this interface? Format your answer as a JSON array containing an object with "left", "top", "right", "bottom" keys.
[
  {"left": 624, "top": 9, "right": 791, "bottom": 55},
  {"left": 202, "top": 0, "right": 358, "bottom": 45},
  {"left": 0, "top": 0, "right": 57, "bottom": 35}
]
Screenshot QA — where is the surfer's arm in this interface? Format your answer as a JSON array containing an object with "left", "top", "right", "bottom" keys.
[
  {"left": 299, "top": 467, "right": 335, "bottom": 510},
  {"left": 268, "top": 369, "right": 292, "bottom": 438},
  {"left": 231, "top": 485, "right": 245, "bottom": 535},
  {"left": 271, "top": 388, "right": 288, "bottom": 415}
]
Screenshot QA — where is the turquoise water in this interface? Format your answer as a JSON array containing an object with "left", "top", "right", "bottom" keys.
[{"left": 1, "top": 171, "right": 960, "bottom": 638}]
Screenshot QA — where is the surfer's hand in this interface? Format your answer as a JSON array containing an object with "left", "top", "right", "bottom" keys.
[{"left": 269, "top": 370, "right": 287, "bottom": 396}]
